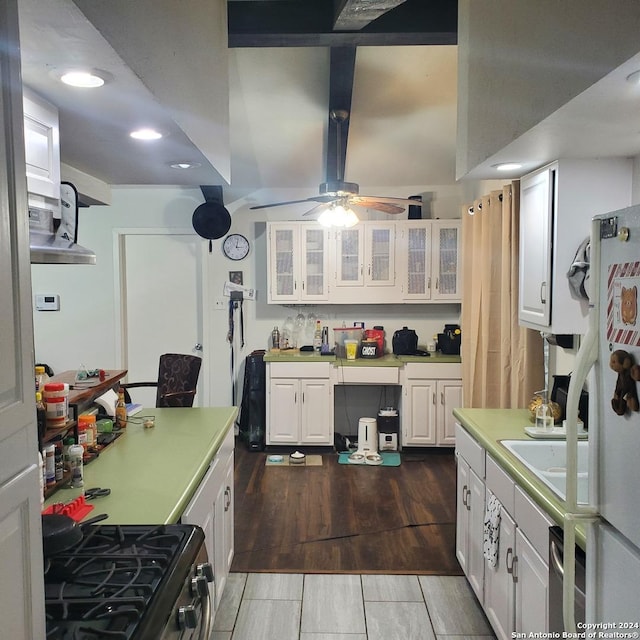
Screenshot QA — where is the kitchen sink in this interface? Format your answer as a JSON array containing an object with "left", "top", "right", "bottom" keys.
[{"left": 500, "top": 439, "right": 589, "bottom": 504}]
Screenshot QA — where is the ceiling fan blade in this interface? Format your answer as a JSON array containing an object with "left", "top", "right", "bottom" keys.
[
  {"left": 353, "top": 195, "right": 423, "bottom": 207},
  {"left": 249, "top": 198, "right": 317, "bottom": 210},
  {"left": 350, "top": 198, "right": 405, "bottom": 214},
  {"left": 302, "top": 203, "right": 329, "bottom": 217}
]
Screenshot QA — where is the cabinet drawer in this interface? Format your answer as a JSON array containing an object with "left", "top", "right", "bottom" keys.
[
  {"left": 403, "top": 362, "right": 462, "bottom": 379},
  {"left": 268, "top": 362, "right": 331, "bottom": 378},
  {"left": 514, "top": 486, "right": 553, "bottom": 558},
  {"left": 339, "top": 366, "right": 399, "bottom": 384},
  {"left": 455, "top": 423, "right": 485, "bottom": 478},
  {"left": 485, "top": 454, "right": 515, "bottom": 514}
]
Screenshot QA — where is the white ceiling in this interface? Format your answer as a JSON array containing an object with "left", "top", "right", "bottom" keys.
[
  {"left": 16, "top": 0, "right": 640, "bottom": 205},
  {"left": 16, "top": 0, "right": 458, "bottom": 202}
]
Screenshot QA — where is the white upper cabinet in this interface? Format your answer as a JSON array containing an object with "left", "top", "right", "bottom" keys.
[
  {"left": 267, "top": 223, "right": 330, "bottom": 303},
  {"left": 431, "top": 220, "right": 462, "bottom": 300},
  {"left": 399, "top": 220, "right": 462, "bottom": 302},
  {"left": 518, "top": 159, "right": 632, "bottom": 334},
  {"left": 333, "top": 222, "right": 397, "bottom": 302},
  {"left": 267, "top": 220, "right": 461, "bottom": 305},
  {"left": 22, "top": 87, "right": 60, "bottom": 209}
]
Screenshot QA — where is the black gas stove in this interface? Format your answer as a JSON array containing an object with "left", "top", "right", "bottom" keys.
[{"left": 44, "top": 524, "right": 209, "bottom": 640}]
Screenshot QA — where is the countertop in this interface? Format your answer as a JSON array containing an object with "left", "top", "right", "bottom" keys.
[
  {"left": 453, "top": 407, "right": 586, "bottom": 548},
  {"left": 264, "top": 350, "right": 461, "bottom": 366},
  {"left": 44, "top": 406, "right": 237, "bottom": 525}
]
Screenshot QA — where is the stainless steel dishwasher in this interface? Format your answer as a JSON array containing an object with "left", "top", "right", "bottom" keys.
[{"left": 548, "top": 525, "right": 586, "bottom": 631}]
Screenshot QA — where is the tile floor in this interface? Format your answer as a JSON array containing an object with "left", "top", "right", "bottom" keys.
[{"left": 212, "top": 573, "right": 496, "bottom": 640}]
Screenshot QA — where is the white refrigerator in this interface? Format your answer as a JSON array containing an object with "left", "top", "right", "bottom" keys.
[{"left": 566, "top": 205, "right": 640, "bottom": 629}]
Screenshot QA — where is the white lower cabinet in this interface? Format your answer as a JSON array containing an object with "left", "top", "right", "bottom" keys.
[
  {"left": 402, "top": 363, "right": 462, "bottom": 447},
  {"left": 455, "top": 426, "right": 552, "bottom": 638},
  {"left": 182, "top": 427, "right": 235, "bottom": 626},
  {"left": 267, "top": 362, "right": 333, "bottom": 445}
]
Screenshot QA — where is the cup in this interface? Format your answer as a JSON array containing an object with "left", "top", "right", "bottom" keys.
[
  {"left": 345, "top": 339, "right": 358, "bottom": 360},
  {"left": 535, "top": 403, "right": 554, "bottom": 431}
]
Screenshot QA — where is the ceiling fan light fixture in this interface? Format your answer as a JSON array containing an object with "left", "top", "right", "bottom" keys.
[{"left": 318, "top": 204, "right": 358, "bottom": 228}]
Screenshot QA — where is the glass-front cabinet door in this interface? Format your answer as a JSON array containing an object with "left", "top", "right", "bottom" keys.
[
  {"left": 365, "top": 223, "right": 395, "bottom": 287},
  {"left": 335, "top": 227, "right": 363, "bottom": 287},
  {"left": 300, "top": 226, "right": 329, "bottom": 301},
  {"left": 268, "top": 224, "right": 298, "bottom": 303},
  {"left": 402, "top": 222, "right": 431, "bottom": 300},
  {"left": 431, "top": 220, "right": 462, "bottom": 301}
]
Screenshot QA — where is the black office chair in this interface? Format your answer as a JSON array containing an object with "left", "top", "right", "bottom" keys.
[{"left": 121, "top": 353, "right": 202, "bottom": 407}]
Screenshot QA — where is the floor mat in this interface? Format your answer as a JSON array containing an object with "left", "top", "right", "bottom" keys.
[
  {"left": 265, "top": 454, "right": 323, "bottom": 466},
  {"left": 338, "top": 451, "right": 401, "bottom": 466}
]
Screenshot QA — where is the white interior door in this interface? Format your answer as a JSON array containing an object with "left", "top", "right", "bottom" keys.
[{"left": 117, "top": 230, "right": 208, "bottom": 407}]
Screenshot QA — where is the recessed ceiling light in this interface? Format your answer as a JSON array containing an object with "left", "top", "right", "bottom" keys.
[
  {"left": 170, "top": 162, "right": 201, "bottom": 169},
  {"left": 493, "top": 162, "right": 523, "bottom": 171},
  {"left": 130, "top": 128, "right": 163, "bottom": 140},
  {"left": 60, "top": 71, "right": 105, "bottom": 88}
]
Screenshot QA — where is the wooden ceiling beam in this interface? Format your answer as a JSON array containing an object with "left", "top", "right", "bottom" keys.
[{"left": 333, "top": 0, "right": 408, "bottom": 31}]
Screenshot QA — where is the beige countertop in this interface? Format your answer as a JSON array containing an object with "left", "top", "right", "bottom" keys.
[{"left": 453, "top": 407, "right": 587, "bottom": 549}]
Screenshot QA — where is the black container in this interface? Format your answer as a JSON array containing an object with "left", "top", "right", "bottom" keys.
[
  {"left": 437, "top": 325, "right": 461, "bottom": 355},
  {"left": 238, "top": 350, "right": 266, "bottom": 450}
]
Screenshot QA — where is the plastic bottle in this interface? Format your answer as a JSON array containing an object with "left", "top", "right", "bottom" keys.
[
  {"left": 115, "top": 387, "right": 128, "bottom": 429},
  {"left": 271, "top": 326, "right": 280, "bottom": 351},
  {"left": 313, "top": 320, "right": 322, "bottom": 351},
  {"left": 77, "top": 416, "right": 89, "bottom": 451},
  {"left": 44, "top": 444, "right": 56, "bottom": 486},
  {"left": 35, "top": 392, "right": 47, "bottom": 442},
  {"left": 35, "top": 365, "right": 49, "bottom": 393},
  {"left": 43, "top": 382, "right": 69, "bottom": 428},
  {"left": 68, "top": 444, "right": 84, "bottom": 488}
]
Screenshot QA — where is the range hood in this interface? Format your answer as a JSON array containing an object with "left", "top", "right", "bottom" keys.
[
  {"left": 29, "top": 183, "right": 96, "bottom": 265},
  {"left": 29, "top": 226, "right": 97, "bottom": 265}
]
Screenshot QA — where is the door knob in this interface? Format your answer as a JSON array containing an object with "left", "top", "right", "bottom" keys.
[{"left": 194, "top": 343, "right": 203, "bottom": 351}]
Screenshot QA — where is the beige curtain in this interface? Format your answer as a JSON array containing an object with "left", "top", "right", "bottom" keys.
[{"left": 461, "top": 182, "right": 544, "bottom": 408}]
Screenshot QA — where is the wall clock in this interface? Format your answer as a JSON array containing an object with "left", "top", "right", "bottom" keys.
[{"left": 222, "top": 233, "right": 250, "bottom": 260}]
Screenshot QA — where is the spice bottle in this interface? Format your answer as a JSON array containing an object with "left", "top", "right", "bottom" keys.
[
  {"left": 44, "top": 444, "right": 56, "bottom": 487},
  {"left": 115, "top": 387, "right": 128, "bottom": 429},
  {"left": 35, "top": 392, "right": 47, "bottom": 443},
  {"left": 35, "top": 365, "right": 49, "bottom": 393},
  {"left": 68, "top": 444, "right": 84, "bottom": 488}
]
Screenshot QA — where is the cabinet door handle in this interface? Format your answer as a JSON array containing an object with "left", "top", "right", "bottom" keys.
[
  {"left": 427, "top": 276, "right": 431, "bottom": 290},
  {"left": 294, "top": 392, "right": 297, "bottom": 403},
  {"left": 440, "top": 391, "right": 444, "bottom": 405},
  {"left": 466, "top": 487, "right": 471, "bottom": 510},
  {"left": 435, "top": 277, "right": 439, "bottom": 291},
  {"left": 461, "top": 484, "right": 468, "bottom": 508},
  {"left": 433, "top": 392, "right": 436, "bottom": 405},
  {"left": 302, "top": 392, "right": 305, "bottom": 404},
  {"left": 224, "top": 486, "right": 231, "bottom": 511},
  {"left": 506, "top": 547, "right": 514, "bottom": 574},
  {"left": 540, "top": 281, "right": 546, "bottom": 304}
]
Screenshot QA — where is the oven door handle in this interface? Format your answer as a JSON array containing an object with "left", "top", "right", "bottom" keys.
[{"left": 195, "top": 562, "right": 214, "bottom": 640}]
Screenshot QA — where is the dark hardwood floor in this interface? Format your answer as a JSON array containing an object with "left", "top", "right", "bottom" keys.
[{"left": 231, "top": 441, "right": 463, "bottom": 575}]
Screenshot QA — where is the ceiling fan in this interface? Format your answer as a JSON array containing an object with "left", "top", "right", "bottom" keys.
[{"left": 249, "top": 109, "right": 423, "bottom": 222}]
